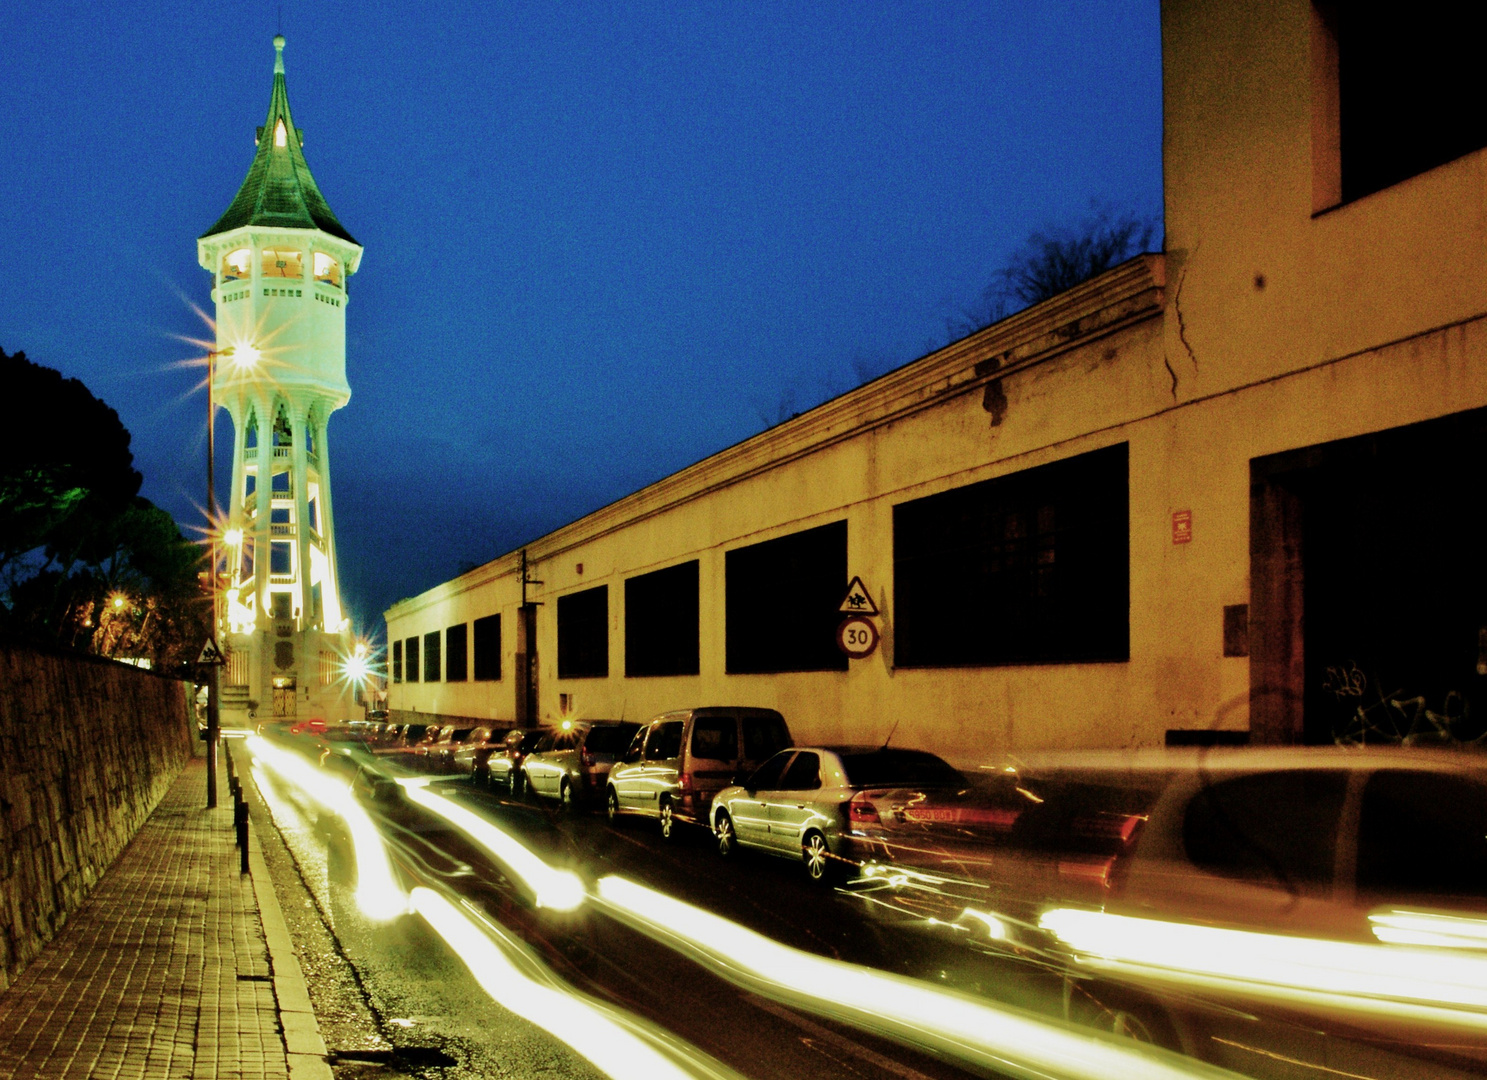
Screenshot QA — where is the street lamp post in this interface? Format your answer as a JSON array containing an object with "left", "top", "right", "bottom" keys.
[{"left": 206, "top": 348, "right": 221, "bottom": 809}]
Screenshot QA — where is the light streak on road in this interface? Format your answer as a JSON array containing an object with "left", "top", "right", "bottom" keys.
[
  {"left": 411, "top": 887, "right": 736, "bottom": 1080},
  {"left": 246, "top": 735, "right": 406, "bottom": 921},
  {"left": 397, "top": 779, "right": 586, "bottom": 911},
  {"left": 595, "top": 876, "right": 1238, "bottom": 1080},
  {"left": 1040, "top": 907, "right": 1487, "bottom": 1033},
  {"left": 1370, "top": 909, "right": 1487, "bottom": 951}
]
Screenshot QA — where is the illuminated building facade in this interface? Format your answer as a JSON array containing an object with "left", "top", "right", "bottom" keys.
[
  {"left": 198, "top": 35, "right": 363, "bottom": 722},
  {"left": 387, "top": 1, "right": 1487, "bottom": 760}
]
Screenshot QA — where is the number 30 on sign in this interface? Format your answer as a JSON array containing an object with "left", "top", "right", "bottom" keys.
[{"left": 836, "top": 616, "right": 879, "bottom": 659}]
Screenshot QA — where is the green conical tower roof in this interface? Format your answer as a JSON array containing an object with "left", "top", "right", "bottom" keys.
[{"left": 201, "top": 35, "right": 357, "bottom": 244}]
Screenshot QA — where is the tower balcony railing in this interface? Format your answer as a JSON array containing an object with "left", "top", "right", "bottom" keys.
[
  {"left": 273, "top": 446, "right": 292, "bottom": 459},
  {"left": 271, "top": 524, "right": 295, "bottom": 537},
  {"left": 269, "top": 573, "right": 295, "bottom": 584}
]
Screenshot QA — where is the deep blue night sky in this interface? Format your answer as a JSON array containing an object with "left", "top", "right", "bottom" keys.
[{"left": 0, "top": 2, "right": 1162, "bottom": 636}]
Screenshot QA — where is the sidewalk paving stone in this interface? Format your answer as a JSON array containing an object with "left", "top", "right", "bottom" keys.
[{"left": 0, "top": 755, "right": 327, "bottom": 1079}]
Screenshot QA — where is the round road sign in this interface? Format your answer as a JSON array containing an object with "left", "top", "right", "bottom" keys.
[{"left": 836, "top": 616, "right": 879, "bottom": 659}]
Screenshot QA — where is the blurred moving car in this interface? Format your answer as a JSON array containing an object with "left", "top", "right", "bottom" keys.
[
  {"left": 847, "top": 747, "right": 1487, "bottom": 1076},
  {"left": 522, "top": 721, "right": 639, "bottom": 808},
  {"left": 478, "top": 728, "right": 546, "bottom": 791},
  {"left": 450, "top": 726, "right": 497, "bottom": 781},
  {"left": 424, "top": 726, "right": 476, "bottom": 773},
  {"left": 710, "top": 746, "right": 967, "bottom": 881},
  {"left": 607, "top": 707, "right": 791, "bottom": 838}
]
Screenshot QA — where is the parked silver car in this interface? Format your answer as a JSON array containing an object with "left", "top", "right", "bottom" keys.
[
  {"left": 521, "top": 721, "right": 640, "bottom": 808},
  {"left": 710, "top": 745, "right": 967, "bottom": 881},
  {"left": 484, "top": 727, "right": 548, "bottom": 792},
  {"left": 607, "top": 707, "right": 791, "bottom": 838}
]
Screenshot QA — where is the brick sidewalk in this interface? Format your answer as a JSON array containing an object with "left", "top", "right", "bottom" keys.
[{"left": 0, "top": 756, "right": 326, "bottom": 1080}]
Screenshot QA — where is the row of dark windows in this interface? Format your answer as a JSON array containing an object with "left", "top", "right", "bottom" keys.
[
  {"left": 392, "top": 613, "right": 502, "bottom": 683},
  {"left": 394, "top": 443, "right": 1129, "bottom": 682}
]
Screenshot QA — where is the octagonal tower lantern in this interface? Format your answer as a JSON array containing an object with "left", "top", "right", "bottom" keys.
[{"left": 197, "top": 35, "right": 364, "bottom": 724}]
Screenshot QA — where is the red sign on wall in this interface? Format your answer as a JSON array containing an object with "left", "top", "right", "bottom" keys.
[{"left": 1172, "top": 509, "right": 1193, "bottom": 545}]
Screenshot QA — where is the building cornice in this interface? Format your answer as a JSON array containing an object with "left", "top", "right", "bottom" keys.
[{"left": 386, "top": 254, "right": 1166, "bottom": 621}]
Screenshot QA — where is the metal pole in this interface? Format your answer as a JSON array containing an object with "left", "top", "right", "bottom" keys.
[{"left": 207, "top": 350, "right": 220, "bottom": 810}]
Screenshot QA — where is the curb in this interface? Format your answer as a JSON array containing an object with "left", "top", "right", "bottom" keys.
[{"left": 243, "top": 769, "right": 335, "bottom": 1080}]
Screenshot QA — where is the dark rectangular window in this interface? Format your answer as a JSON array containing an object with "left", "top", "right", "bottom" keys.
[
  {"left": 1324, "top": 1, "right": 1487, "bottom": 203},
  {"left": 894, "top": 443, "right": 1128, "bottom": 667},
  {"left": 423, "top": 631, "right": 441, "bottom": 683},
  {"left": 392, "top": 639, "right": 403, "bottom": 683},
  {"left": 473, "top": 614, "right": 501, "bottom": 681},
  {"left": 726, "top": 521, "right": 847, "bottom": 674},
  {"left": 404, "top": 636, "right": 419, "bottom": 682},
  {"left": 270, "top": 541, "right": 292, "bottom": 576},
  {"left": 558, "top": 585, "right": 609, "bottom": 679},
  {"left": 625, "top": 560, "right": 700, "bottom": 677},
  {"left": 445, "top": 623, "right": 468, "bottom": 682}
]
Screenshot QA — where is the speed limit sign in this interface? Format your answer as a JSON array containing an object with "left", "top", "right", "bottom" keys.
[{"left": 836, "top": 616, "right": 879, "bottom": 659}]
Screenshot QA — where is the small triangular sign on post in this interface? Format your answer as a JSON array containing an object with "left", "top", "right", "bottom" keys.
[
  {"left": 838, "top": 576, "right": 879, "bottom": 616},
  {"left": 197, "top": 638, "right": 227, "bottom": 666}
]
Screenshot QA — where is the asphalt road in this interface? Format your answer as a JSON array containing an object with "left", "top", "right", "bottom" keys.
[
  {"left": 248, "top": 737, "right": 1487, "bottom": 1080},
  {"left": 250, "top": 748, "right": 1037, "bottom": 1080}
]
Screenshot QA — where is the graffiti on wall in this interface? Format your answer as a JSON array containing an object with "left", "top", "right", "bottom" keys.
[{"left": 1323, "top": 660, "right": 1483, "bottom": 747}]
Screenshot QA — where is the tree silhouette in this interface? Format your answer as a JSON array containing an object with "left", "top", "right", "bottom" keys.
[{"left": 951, "top": 202, "right": 1160, "bottom": 337}]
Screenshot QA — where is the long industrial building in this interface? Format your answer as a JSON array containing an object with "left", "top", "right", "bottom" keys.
[{"left": 386, "top": 1, "right": 1487, "bottom": 763}]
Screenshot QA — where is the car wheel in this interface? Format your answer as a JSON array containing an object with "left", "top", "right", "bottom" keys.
[
  {"left": 1072, "top": 983, "right": 1183, "bottom": 1053},
  {"left": 715, "top": 812, "right": 736, "bottom": 858},
  {"left": 802, "top": 831, "right": 832, "bottom": 883},
  {"left": 659, "top": 799, "right": 675, "bottom": 840},
  {"left": 606, "top": 787, "right": 621, "bottom": 823}
]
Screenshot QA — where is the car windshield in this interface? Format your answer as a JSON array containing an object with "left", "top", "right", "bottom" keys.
[{"left": 839, "top": 749, "right": 965, "bottom": 788}]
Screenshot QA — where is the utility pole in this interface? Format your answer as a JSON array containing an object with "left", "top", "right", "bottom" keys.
[{"left": 206, "top": 350, "right": 220, "bottom": 810}]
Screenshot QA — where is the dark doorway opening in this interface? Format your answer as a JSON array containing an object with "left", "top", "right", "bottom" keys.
[{"left": 1251, "top": 408, "right": 1487, "bottom": 744}]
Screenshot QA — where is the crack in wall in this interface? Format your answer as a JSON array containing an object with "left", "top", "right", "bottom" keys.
[{"left": 1174, "top": 255, "right": 1199, "bottom": 371}]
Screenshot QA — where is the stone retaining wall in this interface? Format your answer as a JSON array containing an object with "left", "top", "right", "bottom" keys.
[{"left": 0, "top": 641, "right": 194, "bottom": 991}]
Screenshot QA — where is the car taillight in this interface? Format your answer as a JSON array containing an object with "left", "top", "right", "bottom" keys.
[
  {"left": 848, "top": 792, "right": 880, "bottom": 825},
  {"left": 580, "top": 749, "right": 594, "bottom": 767},
  {"left": 1058, "top": 856, "right": 1119, "bottom": 889},
  {"left": 678, "top": 771, "right": 693, "bottom": 793}
]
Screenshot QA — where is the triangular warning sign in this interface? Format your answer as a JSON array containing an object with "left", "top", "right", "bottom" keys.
[
  {"left": 197, "top": 638, "right": 227, "bottom": 666},
  {"left": 838, "top": 576, "right": 879, "bottom": 616}
]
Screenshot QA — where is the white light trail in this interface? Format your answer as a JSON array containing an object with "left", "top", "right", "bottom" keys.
[
  {"left": 1370, "top": 910, "right": 1487, "bottom": 951},
  {"left": 596, "top": 877, "right": 1237, "bottom": 1080},
  {"left": 411, "top": 887, "right": 724, "bottom": 1080},
  {"left": 398, "top": 780, "right": 586, "bottom": 911},
  {"left": 1041, "top": 907, "right": 1487, "bottom": 1034},
  {"left": 247, "top": 735, "right": 405, "bottom": 920}
]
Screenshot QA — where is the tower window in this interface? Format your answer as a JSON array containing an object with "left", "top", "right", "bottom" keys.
[
  {"left": 221, "top": 248, "right": 251, "bottom": 281},
  {"left": 270, "top": 541, "right": 293, "bottom": 577},
  {"left": 274, "top": 119, "right": 288, "bottom": 149},
  {"left": 262, "top": 248, "right": 303, "bottom": 279},
  {"left": 313, "top": 252, "right": 341, "bottom": 287}
]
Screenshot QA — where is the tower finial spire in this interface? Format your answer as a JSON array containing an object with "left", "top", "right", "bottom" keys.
[{"left": 273, "top": 34, "right": 285, "bottom": 74}]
